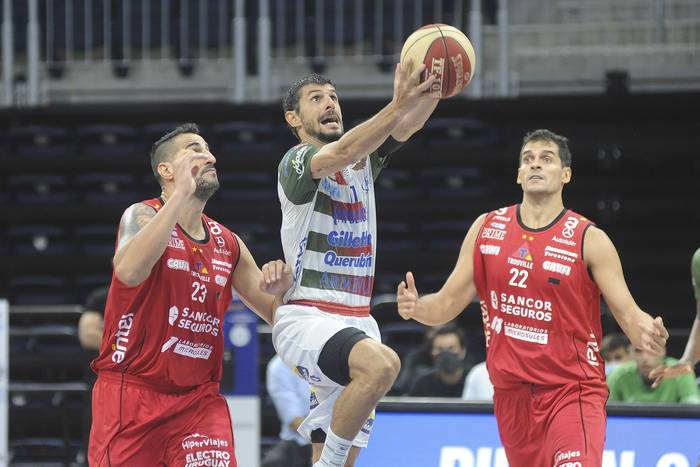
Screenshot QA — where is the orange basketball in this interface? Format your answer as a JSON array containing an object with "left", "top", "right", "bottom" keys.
[{"left": 400, "top": 24, "right": 476, "bottom": 99}]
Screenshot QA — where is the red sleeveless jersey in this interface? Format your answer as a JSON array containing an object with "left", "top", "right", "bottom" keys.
[
  {"left": 92, "top": 198, "right": 240, "bottom": 391},
  {"left": 473, "top": 205, "right": 606, "bottom": 388}
]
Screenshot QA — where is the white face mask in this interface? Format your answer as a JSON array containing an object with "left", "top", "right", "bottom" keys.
[{"left": 605, "top": 362, "right": 622, "bottom": 377}]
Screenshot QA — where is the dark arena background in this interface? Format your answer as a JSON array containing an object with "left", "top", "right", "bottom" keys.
[{"left": 0, "top": 1, "right": 699, "bottom": 466}]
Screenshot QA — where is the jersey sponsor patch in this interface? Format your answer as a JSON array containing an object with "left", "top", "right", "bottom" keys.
[
  {"left": 504, "top": 322, "right": 548, "bottom": 344},
  {"left": 552, "top": 236, "right": 576, "bottom": 247},
  {"left": 168, "top": 237, "right": 186, "bottom": 250},
  {"left": 481, "top": 228, "right": 506, "bottom": 241},
  {"left": 542, "top": 260, "right": 571, "bottom": 276},
  {"left": 544, "top": 245, "right": 578, "bottom": 263},
  {"left": 173, "top": 340, "right": 213, "bottom": 360},
  {"left": 214, "top": 274, "right": 227, "bottom": 287},
  {"left": 480, "top": 244, "right": 501, "bottom": 256},
  {"left": 507, "top": 243, "right": 534, "bottom": 269},
  {"left": 167, "top": 258, "right": 190, "bottom": 272}
]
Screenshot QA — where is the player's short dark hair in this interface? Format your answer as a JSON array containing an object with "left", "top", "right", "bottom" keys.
[
  {"left": 601, "top": 333, "right": 630, "bottom": 359},
  {"left": 84, "top": 286, "right": 109, "bottom": 315},
  {"left": 149, "top": 123, "right": 200, "bottom": 185},
  {"left": 282, "top": 73, "right": 335, "bottom": 139},
  {"left": 431, "top": 323, "right": 466, "bottom": 350},
  {"left": 521, "top": 129, "right": 572, "bottom": 168}
]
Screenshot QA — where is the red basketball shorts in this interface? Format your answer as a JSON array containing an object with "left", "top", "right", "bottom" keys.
[
  {"left": 493, "top": 381, "right": 608, "bottom": 467},
  {"left": 88, "top": 371, "right": 237, "bottom": 467}
]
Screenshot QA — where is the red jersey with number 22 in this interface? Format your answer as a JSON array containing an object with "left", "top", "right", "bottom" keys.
[
  {"left": 92, "top": 198, "right": 240, "bottom": 391},
  {"left": 473, "top": 205, "right": 606, "bottom": 389}
]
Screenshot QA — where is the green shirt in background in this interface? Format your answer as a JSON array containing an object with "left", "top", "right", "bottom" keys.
[
  {"left": 607, "top": 357, "right": 700, "bottom": 404},
  {"left": 692, "top": 247, "right": 700, "bottom": 300}
]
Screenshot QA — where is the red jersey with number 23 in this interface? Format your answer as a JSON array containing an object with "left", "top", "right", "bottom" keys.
[
  {"left": 473, "top": 205, "right": 606, "bottom": 389},
  {"left": 92, "top": 198, "right": 240, "bottom": 391}
]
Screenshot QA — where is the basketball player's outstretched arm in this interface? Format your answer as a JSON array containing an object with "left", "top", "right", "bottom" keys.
[
  {"left": 391, "top": 86, "right": 441, "bottom": 142},
  {"left": 397, "top": 214, "right": 486, "bottom": 326},
  {"left": 113, "top": 150, "right": 211, "bottom": 287},
  {"left": 584, "top": 226, "right": 669, "bottom": 355},
  {"left": 232, "top": 236, "right": 293, "bottom": 325},
  {"left": 309, "top": 61, "right": 438, "bottom": 179},
  {"left": 649, "top": 250, "right": 700, "bottom": 385}
]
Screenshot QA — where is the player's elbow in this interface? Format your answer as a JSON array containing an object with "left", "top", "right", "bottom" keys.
[{"left": 114, "top": 262, "right": 146, "bottom": 287}]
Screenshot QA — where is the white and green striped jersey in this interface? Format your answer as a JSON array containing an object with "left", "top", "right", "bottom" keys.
[{"left": 277, "top": 143, "right": 388, "bottom": 313}]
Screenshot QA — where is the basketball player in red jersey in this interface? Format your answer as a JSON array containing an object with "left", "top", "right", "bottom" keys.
[
  {"left": 397, "top": 129, "right": 669, "bottom": 467},
  {"left": 89, "top": 123, "right": 293, "bottom": 466}
]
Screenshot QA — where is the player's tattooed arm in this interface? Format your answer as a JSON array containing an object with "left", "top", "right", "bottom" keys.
[
  {"left": 116, "top": 202, "right": 157, "bottom": 249},
  {"left": 113, "top": 197, "right": 187, "bottom": 287}
]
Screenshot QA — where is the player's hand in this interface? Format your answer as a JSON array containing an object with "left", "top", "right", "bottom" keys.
[
  {"left": 392, "top": 60, "right": 438, "bottom": 111},
  {"left": 626, "top": 314, "right": 669, "bottom": 356},
  {"left": 397, "top": 271, "right": 420, "bottom": 320},
  {"left": 649, "top": 361, "right": 694, "bottom": 388},
  {"left": 259, "top": 260, "right": 293, "bottom": 296},
  {"left": 171, "top": 150, "right": 213, "bottom": 198}
]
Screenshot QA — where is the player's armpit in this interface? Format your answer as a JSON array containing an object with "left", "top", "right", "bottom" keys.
[{"left": 230, "top": 236, "right": 275, "bottom": 325}]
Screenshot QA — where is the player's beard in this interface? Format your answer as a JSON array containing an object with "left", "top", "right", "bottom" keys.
[
  {"left": 303, "top": 117, "right": 343, "bottom": 144},
  {"left": 194, "top": 173, "right": 220, "bottom": 201}
]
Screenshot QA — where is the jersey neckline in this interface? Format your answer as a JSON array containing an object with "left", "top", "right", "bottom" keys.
[
  {"left": 158, "top": 196, "right": 211, "bottom": 245},
  {"left": 516, "top": 204, "right": 568, "bottom": 232}
]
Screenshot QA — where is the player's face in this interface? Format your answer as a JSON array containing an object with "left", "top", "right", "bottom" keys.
[
  {"left": 172, "top": 133, "right": 219, "bottom": 201},
  {"left": 516, "top": 140, "right": 571, "bottom": 195},
  {"left": 297, "top": 84, "right": 344, "bottom": 143}
]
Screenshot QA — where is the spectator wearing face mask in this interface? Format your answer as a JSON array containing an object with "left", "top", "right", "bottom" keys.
[
  {"left": 601, "top": 333, "right": 632, "bottom": 378},
  {"left": 407, "top": 324, "right": 474, "bottom": 397}
]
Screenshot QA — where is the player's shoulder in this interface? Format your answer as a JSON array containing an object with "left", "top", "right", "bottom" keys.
[
  {"left": 121, "top": 199, "right": 158, "bottom": 219},
  {"left": 692, "top": 247, "right": 700, "bottom": 267},
  {"left": 280, "top": 143, "right": 318, "bottom": 165}
]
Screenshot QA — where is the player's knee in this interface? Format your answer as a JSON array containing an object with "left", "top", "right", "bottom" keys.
[{"left": 365, "top": 345, "right": 401, "bottom": 389}]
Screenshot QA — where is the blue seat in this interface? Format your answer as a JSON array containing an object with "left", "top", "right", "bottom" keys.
[
  {"left": 9, "top": 174, "right": 72, "bottom": 204},
  {"left": 77, "top": 124, "right": 142, "bottom": 157},
  {"left": 422, "top": 118, "right": 501, "bottom": 151},
  {"left": 421, "top": 166, "right": 492, "bottom": 199},
  {"left": 75, "top": 225, "right": 117, "bottom": 255},
  {"left": 217, "top": 171, "right": 276, "bottom": 201},
  {"left": 9, "top": 275, "right": 75, "bottom": 305},
  {"left": 208, "top": 121, "right": 290, "bottom": 155},
  {"left": 9, "top": 125, "right": 74, "bottom": 157},
  {"left": 228, "top": 222, "right": 280, "bottom": 259},
  {"left": 420, "top": 219, "right": 470, "bottom": 251},
  {"left": 74, "top": 172, "right": 139, "bottom": 204},
  {"left": 372, "top": 272, "right": 406, "bottom": 295},
  {"left": 142, "top": 122, "right": 183, "bottom": 147},
  {"left": 7, "top": 225, "right": 74, "bottom": 255},
  {"left": 375, "top": 168, "right": 421, "bottom": 200},
  {"left": 380, "top": 321, "right": 428, "bottom": 358},
  {"left": 376, "top": 222, "right": 420, "bottom": 252},
  {"left": 74, "top": 274, "right": 112, "bottom": 304}
]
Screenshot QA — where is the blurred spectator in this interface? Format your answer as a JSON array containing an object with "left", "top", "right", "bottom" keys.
[
  {"left": 391, "top": 326, "right": 438, "bottom": 394},
  {"left": 608, "top": 346, "right": 700, "bottom": 404},
  {"left": 79, "top": 287, "right": 107, "bottom": 351},
  {"left": 78, "top": 286, "right": 109, "bottom": 462},
  {"left": 601, "top": 333, "right": 632, "bottom": 377},
  {"left": 262, "top": 355, "right": 312, "bottom": 467},
  {"left": 462, "top": 361, "right": 494, "bottom": 401},
  {"left": 407, "top": 324, "right": 474, "bottom": 397}
]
